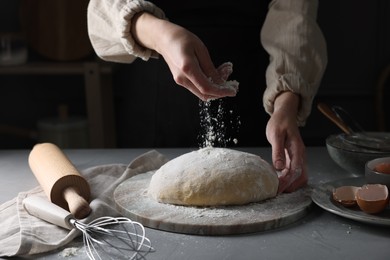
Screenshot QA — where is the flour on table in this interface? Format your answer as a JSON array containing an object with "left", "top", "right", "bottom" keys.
[{"left": 59, "top": 247, "right": 81, "bottom": 257}]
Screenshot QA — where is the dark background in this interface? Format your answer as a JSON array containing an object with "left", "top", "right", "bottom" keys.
[{"left": 0, "top": 0, "right": 389, "bottom": 149}]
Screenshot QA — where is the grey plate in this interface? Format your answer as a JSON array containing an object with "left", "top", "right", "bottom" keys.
[{"left": 311, "top": 177, "right": 390, "bottom": 226}]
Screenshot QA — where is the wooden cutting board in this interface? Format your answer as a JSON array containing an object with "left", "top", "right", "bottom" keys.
[{"left": 114, "top": 171, "right": 312, "bottom": 235}]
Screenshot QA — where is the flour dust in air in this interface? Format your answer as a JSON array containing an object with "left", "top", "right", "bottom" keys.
[{"left": 198, "top": 99, "right": 240, "bottom": 148}]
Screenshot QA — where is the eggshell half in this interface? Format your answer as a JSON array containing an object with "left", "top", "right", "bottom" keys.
[
  {"left": 332, "top": 186, "right": 359, "bottom": 207},
  {"left": 356, "top": 184, "right": 389, "bottom": 214}
]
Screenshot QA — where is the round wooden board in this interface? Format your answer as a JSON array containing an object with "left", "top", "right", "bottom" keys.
[{"left": 114, "top": 171, "right": 312, "bottom": 235}]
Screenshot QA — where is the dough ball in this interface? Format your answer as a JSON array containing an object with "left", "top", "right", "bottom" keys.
[{"left": 148, "top": 147, "right": 279, "bottom": 206}]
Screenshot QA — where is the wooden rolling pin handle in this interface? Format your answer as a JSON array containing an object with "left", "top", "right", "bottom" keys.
[
  {"left": 63, "top": 186, "right": 91, "bottom": 219},
  {"left": 28, "top": 143, "right": 91, "bottom": 219}
]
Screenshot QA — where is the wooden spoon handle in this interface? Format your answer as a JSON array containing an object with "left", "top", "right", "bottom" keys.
[{"left": 317, "top": 102, "right": 352, "bottom": 134}]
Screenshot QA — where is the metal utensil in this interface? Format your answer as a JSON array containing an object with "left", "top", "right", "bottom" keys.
[
  {"left": 23, "top": 196, "right": 154, "bottom": 260},
  {"left": 317, "top": 102, "right": 390, "bottom": 151}
]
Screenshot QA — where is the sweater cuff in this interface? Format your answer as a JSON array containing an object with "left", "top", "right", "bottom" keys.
[
  {"left": 119, "top": 1, "right": 166, "bottom": 61},
  {"left": 263, "top": 73, "right": 314, "bottom": 127}
]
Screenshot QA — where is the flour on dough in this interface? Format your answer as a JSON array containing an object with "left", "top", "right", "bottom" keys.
[{"left": 148, "top": 147, "right": 279, "bottom": 206}]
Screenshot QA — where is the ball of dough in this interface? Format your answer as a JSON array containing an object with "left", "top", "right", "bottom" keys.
[{"left": 148, "top": 147, "right": 279, "bottom": 206}]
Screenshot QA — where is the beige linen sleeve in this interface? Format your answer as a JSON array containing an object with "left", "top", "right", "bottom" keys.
[
  {"left": 87, "top": 0, "right": 166, "bottom": 63},
  {"left": 261, "top": 0, "right": 327, "bottom": 126}
]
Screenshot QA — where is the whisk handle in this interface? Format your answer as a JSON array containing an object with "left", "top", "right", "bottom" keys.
[{"left": 23, "top": 195, "right": 75, "bottom": 230}]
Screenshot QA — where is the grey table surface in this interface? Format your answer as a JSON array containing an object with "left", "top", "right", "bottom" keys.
[{"left": 0, "top": 147, "right": 389, "bottom": 260}]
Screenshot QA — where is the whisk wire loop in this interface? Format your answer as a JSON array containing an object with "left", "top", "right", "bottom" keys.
[{"left": 74, "top": 216, "right": 154, "bottom": 260}]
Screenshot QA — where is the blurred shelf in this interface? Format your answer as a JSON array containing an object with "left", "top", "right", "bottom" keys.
[
  {"left": 0, "top": 61, "right": 116, "bottom": 148},
  {"left": 0, "top": 62, "right": 112, "bottom": 75}
]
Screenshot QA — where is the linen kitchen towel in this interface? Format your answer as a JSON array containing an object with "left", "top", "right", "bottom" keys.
[{"left": 0, "top": 150, "right": 168, "bottom": 257}]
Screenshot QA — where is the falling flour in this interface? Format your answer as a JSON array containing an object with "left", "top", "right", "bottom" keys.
[{"left": 198, "top": 99, "right": 240, "bottom": 148}]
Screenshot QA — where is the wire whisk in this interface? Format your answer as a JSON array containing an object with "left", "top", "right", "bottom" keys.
[{"left": 23, "top": 196, "right": 154, "bottom": 260}]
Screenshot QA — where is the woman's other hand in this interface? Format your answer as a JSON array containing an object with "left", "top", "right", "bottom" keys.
[{"left": 266, "top": 91, "right": 308, "bottom": 193}]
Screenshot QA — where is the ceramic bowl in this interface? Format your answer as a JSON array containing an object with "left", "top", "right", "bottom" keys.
[
  {"left": 326, "top": 133, "right": 390, "bottom": 175},
  {"left": 365, "top": 157, "right": 390, "bottom": 189}
]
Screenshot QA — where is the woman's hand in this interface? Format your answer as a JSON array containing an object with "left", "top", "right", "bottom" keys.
[
  {"left": 266, "top": 92, "right": 308, "bottom": 193},
  {"left": 131, "top": 12, "right": 238, "bottom": 100}
]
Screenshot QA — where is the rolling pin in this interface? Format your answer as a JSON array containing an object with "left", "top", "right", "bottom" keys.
[{"left": 28, "top": 143, "right": 91, "bottom": 219}]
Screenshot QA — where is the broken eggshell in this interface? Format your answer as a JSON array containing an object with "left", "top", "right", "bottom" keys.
[
  {"left": 332, "top": 186, "right": 360, "bottom": 207},
  {"left": 356, "top": 184, "right": 389, "bottom": 214}
]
